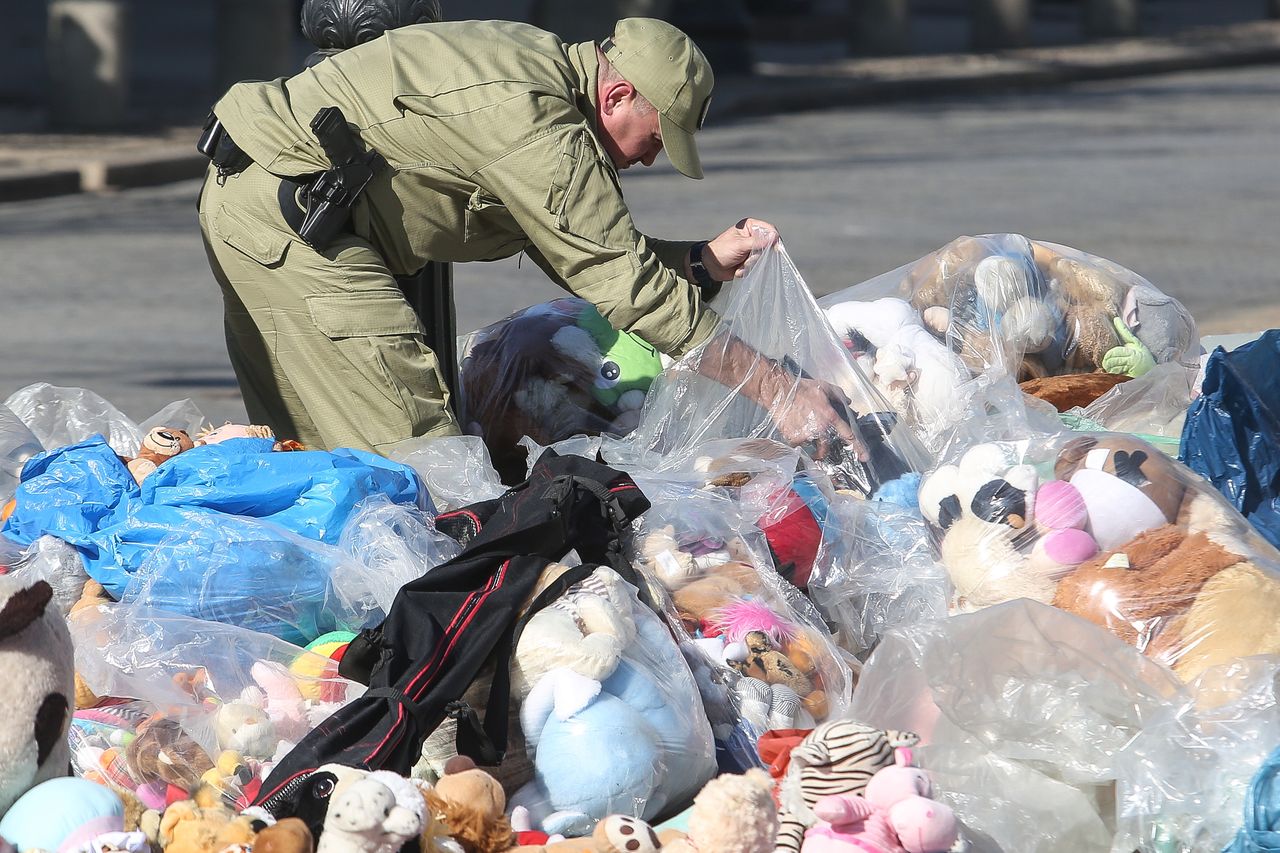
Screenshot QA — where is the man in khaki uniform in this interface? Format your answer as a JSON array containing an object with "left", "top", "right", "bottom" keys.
[{"left": 198, "top": 17, "right": 856, "bottom": 457}]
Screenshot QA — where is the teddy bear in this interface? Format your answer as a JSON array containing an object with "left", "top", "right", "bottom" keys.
[
  {"left": 823, "top": 297, "right": 973, "bottom": 441},
  {"left": 125, "top": 426, "right": 195, "bottom": 485},
  {"left": 458, "top": 298, "right": 665, "bottom": 484},
  {"left": 254, "top": 818, "right": 315, "bottom": 853},
  {"left": 0, "top": 576, "right": 75, "bottom": 816},
  {"left": 214, "top": 702, "right": 277, "bottom": 762},
  {"left": 775, "top": 720, "right": 922, "bottom": 853},
  {"left": 661, "top": 768, "right": 778, "bottom": 853},
  {"left": 145, "top": 786, "right": 259, "bottom": 853},
  {"left": 125, "top": 716, "right": 216, "bottom": 802},
  {"left": 801, "top": 751, "right": 958, "bottom": 853},
  {"left": 1018, "top": 372, "right": 1130, "bottom": 413},
  {"left": 424, "top": 759, "right": 514, "bottom": 853}
]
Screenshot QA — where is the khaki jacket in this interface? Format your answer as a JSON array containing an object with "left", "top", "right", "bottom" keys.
[{"left": 212, "top": 20, "right": 719, "bottom": 357}]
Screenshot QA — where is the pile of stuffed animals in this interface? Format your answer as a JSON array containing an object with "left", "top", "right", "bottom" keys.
[
  {"left": 821, "top": 234, "right": 1199, "bottom": 444},
  {"left": 918, "top": 432, "right": 1280, "bottom": 682}
]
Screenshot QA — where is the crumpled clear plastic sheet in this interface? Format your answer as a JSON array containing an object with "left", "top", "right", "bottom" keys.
[
  {"left": 848, "top": 599, "right": 1186, "bottom": 853},
  {"left": 121, "top": 496, "right": 455, "bottom": 647},
  {"left": 4, "top": 382, "right": 206, "bottom": 458},
  {"left": 806, "top": 493, "right": 950, "bottom": 659},
  {"left": 0, "top": 403, "right": 43, "bottom": 502},
  {"left": 457, "top": 297, "right": 668, "bottom": 483},
  {"left": 618, "top": 238, "right": 930, "bottom": 498},
  {"left": 1071, "top": 361, "right": 1199, "bottom": 441},
  {"left": 818, "top": 235, "right": 1200, "bottom": 450},
  {"left": 917, "top": 429, "right": 1280, "bottom": 683},
  {"left": 505, "top": 564, "right": 717, "bottom": 836},
  {"left": 626, "top": 477, "right": 853, "bottom": 766},
  {"left": 4, "top": 534, "right": 90, "bottom": 616},
  {"left": 70, "top": 601, "right": 365, "bottom": 808},
  {"left": 1113, "top": 656, "right": 1280, "bottom": 853},
  {"left": 386, "top": 433, "right": 507, "bottom": 511}
]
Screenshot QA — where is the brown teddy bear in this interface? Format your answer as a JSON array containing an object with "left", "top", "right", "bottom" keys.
[
  {"left": 1052, "top": 524, "right": 1243, "bottom": 651},
  {"left": 1018, "top": 372, "right": 1130, "bottom": 412},
  {"left": 424, "top": 759, "right": 515, "bottom": 853},
  {"left": 125, "top": 715, "right": 215, "bottom": 793},
  {"left": 253, "top": 818, "right": 314, "bottom": 853},
  {"left": 1156, "top": 560, "right": 1280, "bottom": 681},
  {"left": 126, "top": 426, "right": 195, "bottom": 485},
  {"left": 148, "top": 785, "right": 260, "bottom": 853}
]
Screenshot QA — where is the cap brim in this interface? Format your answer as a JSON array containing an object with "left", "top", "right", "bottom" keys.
[{"left": 659, "top": 113, "right": 703, "bottom": 180}]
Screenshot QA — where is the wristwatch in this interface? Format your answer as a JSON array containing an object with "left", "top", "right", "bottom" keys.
[{"left": 688, "top": 241, "right": 716, "bottom": 287}]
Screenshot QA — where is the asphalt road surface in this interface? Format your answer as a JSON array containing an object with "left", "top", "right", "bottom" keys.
[{"left": 2, "top": 65, "right": 1277, "bottom": 427}]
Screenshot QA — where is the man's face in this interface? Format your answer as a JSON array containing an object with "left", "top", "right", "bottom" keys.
[{"left": 598, "top": 87, "right": 664, "bottom": 171}]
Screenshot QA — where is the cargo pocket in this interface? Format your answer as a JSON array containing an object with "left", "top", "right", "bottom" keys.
[
  {"left": 211, "top": 204, "right": 290, "bottom": 267},
  {"left": 307, "top": 290, "right": 451, "bottom": 443}
]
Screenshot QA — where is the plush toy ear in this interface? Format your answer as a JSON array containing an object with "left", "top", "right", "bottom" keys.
[{"left": 0, "top": 579, "right": 52, "bottom": 641}]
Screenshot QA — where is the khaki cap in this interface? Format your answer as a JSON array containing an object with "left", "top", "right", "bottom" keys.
[{"left": 600, "top": 18, "right": 715, "bottom": 179}]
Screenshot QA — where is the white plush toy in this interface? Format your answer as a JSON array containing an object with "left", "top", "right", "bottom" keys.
[
  {"left": 510, "top": 565, "right": 639, "bottom": 700},
  {"left": 316, "top": 774, "right": 423, "bottom": 853},
  {"left": 824, "top": 297, "right": 972, "bottom": 438},
  {"left": 0, "top": 577, "right": 74, "bottom": 816}
]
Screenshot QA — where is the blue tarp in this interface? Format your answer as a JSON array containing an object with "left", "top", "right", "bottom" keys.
[
  {"left": 1, "top": 436, "right": 429, "bottom": 642},
  {"left": 1180, "top": 330, "right": 1280, "bottom": 549}
]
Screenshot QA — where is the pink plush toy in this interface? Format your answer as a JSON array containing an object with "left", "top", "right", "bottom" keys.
[
  {"left": 801, "top": 750, "right": 958, "bottom": 853},
  {"left": 1027, "top": 480, "right": 1098, "bottom": 580}
]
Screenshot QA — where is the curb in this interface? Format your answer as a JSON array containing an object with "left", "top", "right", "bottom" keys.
[
  {"left": 2, "top": 21, "right": 1279, "bottom": 203},
  {"left": 719, "top": 21, "right": 1280, "bottom": 117}
]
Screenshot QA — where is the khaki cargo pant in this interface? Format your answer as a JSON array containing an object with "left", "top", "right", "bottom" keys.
[{"left": 198, "top": 162, "right": 459, "bottom": 454}]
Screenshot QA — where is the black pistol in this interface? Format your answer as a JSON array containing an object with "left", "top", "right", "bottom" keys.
[{"left": 295, "top": 106, "right": 387, "bottom": 250}]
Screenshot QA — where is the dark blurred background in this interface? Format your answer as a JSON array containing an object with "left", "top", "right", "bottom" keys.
[{"left": 2, "top": 0, "right": 1273, "bottom": 133}]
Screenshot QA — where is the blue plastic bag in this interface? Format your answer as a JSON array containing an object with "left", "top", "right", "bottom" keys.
[
  {"left": 1180, "top": 330, "right": 1280, "bottom": 549},
  {"left": 1, "top": 435, "right": 430, "bottom": 605},
  {"left": 1222, "top": 744, "right": 1280, "bottom": 852}
]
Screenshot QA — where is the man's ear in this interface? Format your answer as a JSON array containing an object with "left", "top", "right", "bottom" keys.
[{"left": 600, "top": 80, "right": 636, "bottom": 115}]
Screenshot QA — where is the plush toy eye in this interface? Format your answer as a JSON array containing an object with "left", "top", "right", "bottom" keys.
[
  {"left": 599, "top": 361, "right": 621, "bottom": 385},
  {"left": 312, "top": 775, "right": 335, "bottom": 798}
]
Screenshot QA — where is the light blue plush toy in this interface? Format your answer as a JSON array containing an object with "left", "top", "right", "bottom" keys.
[
  {"left": 0, "top": 777, "right": 124, "bottom": 852},
  {"left": 509, "top": 599, "right": 717, "bottom": 838}
]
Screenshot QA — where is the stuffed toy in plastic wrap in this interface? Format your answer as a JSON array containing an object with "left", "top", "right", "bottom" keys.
[
  {"left": 820, "top": 234, "right": 1199, "bottom": 446},
  {"left": 917, "top": 431, "right": 1280, "bottom": 682},
  {"left": 505, "top": 565, "right": 717, "bottom": 837},
  {"left": 458, "top": 298, "right": 665, "bottom": 483}
]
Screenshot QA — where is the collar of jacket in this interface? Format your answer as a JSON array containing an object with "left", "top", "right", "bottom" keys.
[{"left": 567, "top": 40, "right": 618, "bottom": 178}]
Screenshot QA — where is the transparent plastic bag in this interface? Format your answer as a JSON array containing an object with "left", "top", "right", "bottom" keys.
[
  {"left": 122, "top": 511, "right": 398, "bottom": 646},
  {"left": 849, "top": 599, "right": 1186, "bottom": 853},
  {"left": 504, "top": 564, "right": 717, "bottom": 836},
  {"left": 0, "top": 403, "right": 43, "bottom": 502},
  {"left": 820, "top": 235, "right": 1199, "bottom": 448},
  {"left": 337, "top": 496, "right": 461, "bottom": 614},
  {"left": 806, "top": 493, "right": 950, "bottom": 659},
  {"left": 4, "top": 534, "right": 90, "bottom": 616},
  {"left": 621, "top": 239, "right": 930, "bottom": 497},
  {"left": 1059, "top": 360, "right": 1199, "bottom": 449},
  {"left": 917, "top": 430, "right": 1280, "bottom": 683},
  {"left": 1113, "top": 657, "right": 1280, "bottom": 853},
  {"left": 458, "top": 298, "right": 667, "bottom": 482},
  {"left": 627, "top": 480, "right": 853, "bottom": 764},
  {"left": 385, "top": 434, "right": 507, "bottom": 512},
  {"left": 70, "top": 601, "right": 364, "bottom": 808},
  {"left": 3, "top": 383, "right": 207, "bottom": 457}
]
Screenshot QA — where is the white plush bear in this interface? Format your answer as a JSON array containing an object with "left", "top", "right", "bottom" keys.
[
  {"left": 824, "top": 297, "right": 972, "bottom": 441},
  {"left": 510, "top": 565, "right": 639, "bottom": 699}
]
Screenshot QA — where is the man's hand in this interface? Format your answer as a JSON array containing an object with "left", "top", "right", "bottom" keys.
[
  {"left": 703, "top": 218, "right": 779, "bottom": 281},
  {"left": 768, "top": 375, "right": 868, "bottom": 463}
]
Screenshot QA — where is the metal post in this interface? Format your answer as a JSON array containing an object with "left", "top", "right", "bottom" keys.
[
  {"left": 970, "top": 0, "right": 1030, "bottom": 51},
  {"left": 298, "top": 0, "right": 459, "bottom": 411},
  {"left": 847, "top": 0, "right": 909, "bottom": 57},
  {"left": 1083, "top": 0, "right": 1140, "bottom": 39},
  {"left": 47, "top": 0, "right": 128, "bottom": 130}
]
